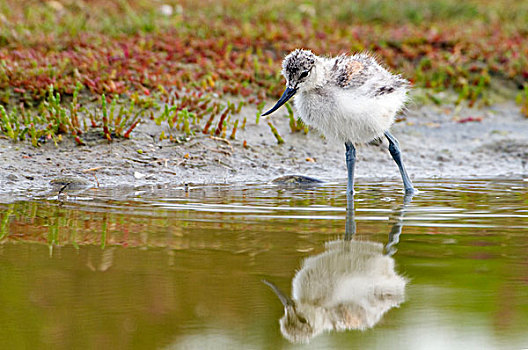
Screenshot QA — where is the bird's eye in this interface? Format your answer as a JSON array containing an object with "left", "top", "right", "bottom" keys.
[{"left": 299, "top": 70, "right": 309, "bottom": 79}]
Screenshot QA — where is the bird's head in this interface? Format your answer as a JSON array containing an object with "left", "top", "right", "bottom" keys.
[
  {"left": 262, "top": 49, "right": 317, "bottom": 117},
  {"left": 263, "top": 279, "right": 316, "bottom": 343},
  {"left": 282, "top": 49, "right": 317, "bottom": 91},
  {"left": 279, "top": 304, "right": 315, "bottom": 344}
]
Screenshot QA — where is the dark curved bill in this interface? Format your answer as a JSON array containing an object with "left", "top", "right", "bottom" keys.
[{"left": 261, "top": 87, "right": 298, "bottom": 117}]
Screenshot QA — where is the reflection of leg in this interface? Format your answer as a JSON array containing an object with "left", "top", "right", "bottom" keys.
[
  {"left": 345, "top": 142, "right": 356, "bottom": 200},
  {"left": 345, "top": 195, "right": 356, "bottom": 241},
  {"left": 385, "top": 221, "right": 402, "bottom": 256},
  {"left": 385, "top": 194, "right": 413, "bottom": 256},
  {"left": 384, "top": 131, "right": 415, "bottom": 194}
]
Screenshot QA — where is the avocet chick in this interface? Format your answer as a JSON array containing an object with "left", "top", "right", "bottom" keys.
[
  {"left": 262, "top": 49, "right": 416, "bottom": 197},
  {"left": 264, "top": 240, "right": 407, "bottom": 343}
]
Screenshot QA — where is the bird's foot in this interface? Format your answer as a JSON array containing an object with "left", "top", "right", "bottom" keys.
[
  {"left": 403, "top": 188, "right": 418, "bottom": 203},
  {"left": 404, "top": 187, "right": 418, "bottom": 195}
]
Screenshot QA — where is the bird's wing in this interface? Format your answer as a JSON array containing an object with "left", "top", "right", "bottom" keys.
[
  {"left": 371, "top": 76, "right": 409, "bottom": 96},
  {"left": 332, "top": 54, "right": 408, "bottom": 95},
  {"left": 331, "top": 55, "right": 370, "bottom": 89}
]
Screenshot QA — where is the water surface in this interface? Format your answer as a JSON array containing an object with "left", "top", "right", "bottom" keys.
[{"left": 0, "top": 179, "right": 527, "bottom": 349}]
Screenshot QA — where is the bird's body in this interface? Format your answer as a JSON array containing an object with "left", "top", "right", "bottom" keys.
[
  {"left": 262, "top": 49, "right": 415, "bottom": 195},
  {"left": 291, "top": 52, "right": 408, "bottom": 143}
]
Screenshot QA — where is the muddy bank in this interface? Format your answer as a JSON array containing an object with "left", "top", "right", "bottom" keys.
[{"left": 0, "top": 101, "right": 526, "bottom": 197}]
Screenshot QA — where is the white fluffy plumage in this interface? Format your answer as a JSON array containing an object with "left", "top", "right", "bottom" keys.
[{"left": 281, "top": 49, "right": 409, "bottom": 143}]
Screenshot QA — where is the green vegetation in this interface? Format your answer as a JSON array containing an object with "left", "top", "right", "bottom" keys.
[
  {"left": 0, "top": 84, "right": 144, "bottom": 145},
  {"left": 0, "top": 0, "right": 527, "bottom": 145}
]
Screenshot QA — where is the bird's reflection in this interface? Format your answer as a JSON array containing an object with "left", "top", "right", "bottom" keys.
[{"left": 264, "top": 194, "right": 412, "bottom": 344}]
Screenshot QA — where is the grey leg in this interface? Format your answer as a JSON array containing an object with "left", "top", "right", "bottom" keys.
[
  {"left": 345, "top": 142, "right": 356, "bottom": 199},
  {"left": 384, "top": 131, "right": 415, "bottom": 195},
  {"left": 344, "top": 142, "right": 356, "bottom": 240}
]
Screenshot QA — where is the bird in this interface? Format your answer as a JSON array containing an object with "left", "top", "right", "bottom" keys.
[
  {"left": 262, "top": 49, "right": 416, "bottom": 198},
  {"left": 263, "top": 239, "right": 407, "bottom": 344}
]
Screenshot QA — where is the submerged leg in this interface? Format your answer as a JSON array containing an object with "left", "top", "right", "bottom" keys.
[
  {"left": 384, "top": 131, "right": 415, "bottom": 195},
  {"left": 345, "top": 142, "right": 356, "bottom": 240}
]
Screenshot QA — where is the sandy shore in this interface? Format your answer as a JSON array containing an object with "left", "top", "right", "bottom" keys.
[{"left": 0, "top": 100, "right": 526, "bottom": 197}]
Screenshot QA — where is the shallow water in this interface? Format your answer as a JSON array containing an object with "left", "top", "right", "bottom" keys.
[{"left": 0, "top": 179, "right": 527, "bottom": 349}]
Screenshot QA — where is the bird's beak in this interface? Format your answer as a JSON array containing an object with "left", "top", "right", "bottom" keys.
[
  {"left": 261, "top": 87, "right": 298, "bottom": 117},
  {"left": 262, "top": 279, "right": 295, "bottom": 308}
]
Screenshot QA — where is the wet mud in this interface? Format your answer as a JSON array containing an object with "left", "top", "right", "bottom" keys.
[{"left": 0, "top": 101, "right": 526, "bottom": 197}]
